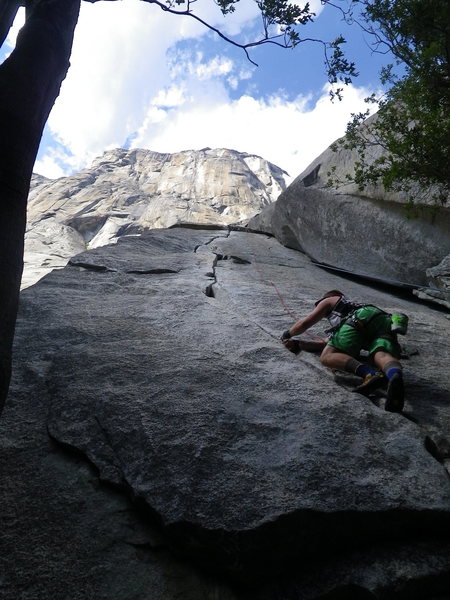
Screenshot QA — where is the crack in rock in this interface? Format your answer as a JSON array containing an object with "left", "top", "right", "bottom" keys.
[
  {"left": 126, "top": 268, "right": 179, "bottom": 275},
  {"left": 204, "top": 283, "right": 215, "bottom": 298},
  {"left": 68, "top": 260, "right": 115, "bottom": 272},
  {"left": 201, "top": 253, "right": 280, "bottom": 343},
  {"left": 202, "top": 250, "right": 251, "bottom": 299},
  {"left": 220, "top": 255, "right": 252, "bottom": 265},
  {"left": 194, "top": 230, "right": 231, "bottom": 254},
  {"left": 203, "top": 254, "right": 220, "bottom": 298},
  {"left": 424, "top": 435, "right": 446, "bottom": 464}
]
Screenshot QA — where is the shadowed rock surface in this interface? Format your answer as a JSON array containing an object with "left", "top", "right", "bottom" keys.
[
  {"left": 1, "top": 226, "right": 450, "bottom": 598},
  {"left": 23, "top": 148, "right": 287, "bottom": 288},
  {"left": 415, "top": 254, "right": 450, "bottom": 311},
  {"left": 249, "top": 138, "right": 450, "bottom": 309}
]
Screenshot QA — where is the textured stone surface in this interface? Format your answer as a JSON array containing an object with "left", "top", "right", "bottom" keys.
[
  {"left": 2, "top": 226, "right": 450, "bottom": 598},
  {"left": 414, "top": 254, "right": 450, "bottom": 311},
  {"left": 23, "top": 219, "right": 86, "bottom": 288},
  {"left": 23, "top": 147, "right": 287, "bottom": 288},
  {"left": 248, "top": 139, "right": 450, "bottom": 295}
]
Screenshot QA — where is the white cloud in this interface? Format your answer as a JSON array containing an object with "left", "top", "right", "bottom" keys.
[
  {"left": 152, "top": 85, "right": 187, "bottom": 108},
  {"left": 4, "top": 7, "right": 25, "bottom": 52},
  {"left": 33, "top": 0, "right": 374, "bottom": 182},
  {"left": 132, "top": 78, "right": 373, "bottom": 182},
  {"left": 34, "top": 153, "right": 67, "bottom": 180},
  {"left": 46, "top": 1, "right": 174, "bottom": 170},
  {"left": 195, "top": 56, "right": 234, "bottom": 79},
  {"left": 38, "top": 0, "right": 260, "bottom": 175}
]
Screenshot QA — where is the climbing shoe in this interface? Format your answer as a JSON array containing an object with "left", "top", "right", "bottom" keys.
[
  {"left": 352, "top": 372, "right": 386, "bottom": 396},
  {"left": 385, "top": 372, "right": 404, "bottom": 413}
]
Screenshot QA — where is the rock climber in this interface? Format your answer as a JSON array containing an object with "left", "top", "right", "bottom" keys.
[{"left": 281, "top": 290, "right": 405, "bottom": 412}]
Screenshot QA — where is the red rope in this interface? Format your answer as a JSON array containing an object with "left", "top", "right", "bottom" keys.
[
  {"left": 269, "top": 280, "right": 299, "bottom": 321},
  {"left": 253, "top": 260, "right": 324, "bottom": 342}
]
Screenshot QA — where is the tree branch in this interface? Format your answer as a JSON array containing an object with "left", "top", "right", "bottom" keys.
[{"left": 83, "top": 0, "right": 320, "bottom": 66}]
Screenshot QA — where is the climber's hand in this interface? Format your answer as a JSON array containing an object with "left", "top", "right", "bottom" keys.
[{"left": 282, "top": 339, "right": 301, "bottom": 354}]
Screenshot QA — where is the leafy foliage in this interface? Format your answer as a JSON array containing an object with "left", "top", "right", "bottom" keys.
[
  {"left": 328, "top": 0, "right": 450, "bottom": 206},
  {"left": 124, "top": 0, "right": 359, "bottom": 83},
  {"left": 10, "top": 0, "right": 448, "bottom": 206}
]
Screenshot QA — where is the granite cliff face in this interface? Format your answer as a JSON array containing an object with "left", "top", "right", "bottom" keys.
[
  {"left": 249, "top": 138, "right": 450, "bottom": 309},
  {"left": 24, "top": 147, "right": 287, "bottom": 288},
  {"left": 2, "top": 225, "right": 450, "bottom": 599},
  {"left": 2, "top": 141, "right": 449, "bottom": 597}
]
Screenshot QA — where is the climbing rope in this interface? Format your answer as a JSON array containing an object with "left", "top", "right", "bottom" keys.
[
  {"left": 269, "top": 280, "right": 298, "bottom": 321},
  {"left": 251, "top": 256, "right": 325, "bottom": 342}
]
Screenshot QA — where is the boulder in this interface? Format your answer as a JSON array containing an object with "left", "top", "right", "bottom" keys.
[
  {"left": 1, "top": 226, "right": 450, "bottom": 598},
  {"left": 414, "top": 254, "right": 450, "bottom": 311},
  {"left": 248, "top": 138, "right": 450, "bottom": 294}
]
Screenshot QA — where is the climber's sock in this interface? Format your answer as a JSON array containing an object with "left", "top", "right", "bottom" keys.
[
  {"left": 355, "top": 363, "right": 378, "bottom": 378},
  {"left": 346, "top": 358, "right": 377, "bottom": 378},
  {"left": 383, "top": 361, "right": 403, "bottom": 380}
]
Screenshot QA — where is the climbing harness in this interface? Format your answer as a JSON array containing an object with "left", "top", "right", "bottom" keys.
[{"left": 323, "top": 295, "right": 366, "bottom": 334}]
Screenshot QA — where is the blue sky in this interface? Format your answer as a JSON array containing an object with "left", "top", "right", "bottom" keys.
[{"left": 1, "top": 0, "right": 390, "bottom": 182}]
